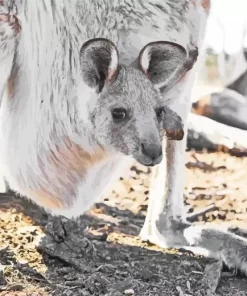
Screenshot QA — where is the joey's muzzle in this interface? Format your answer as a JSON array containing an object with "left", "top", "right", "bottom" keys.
[
  {"left": 162, "top": 107, "right": 184, "bottom": 141},
  {"left": 139, "top": 142, "right": 163, "bottom": 167}
]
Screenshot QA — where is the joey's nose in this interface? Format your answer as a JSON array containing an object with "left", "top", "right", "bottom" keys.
[{"left": 141, "top": 143, "right": 163, "bottom": 165}]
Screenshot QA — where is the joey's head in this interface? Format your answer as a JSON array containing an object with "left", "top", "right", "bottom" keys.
[{"left": 79, "top": 38, "right": 188, "bottom": 166}]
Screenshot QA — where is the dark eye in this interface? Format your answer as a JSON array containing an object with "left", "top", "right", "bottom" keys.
[
  {"left": 156, "top": 107, "right": 165, "bottom": 119},
  {"left": 112, "top": 108, "right": 128, "bottom": 122}
]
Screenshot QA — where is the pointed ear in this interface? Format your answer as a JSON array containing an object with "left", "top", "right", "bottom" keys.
[
  {"left": 138, "top": 41, "right": 187, "bottom": 92},
  {"left": 80, "top": 38, "right": 119, "bottom": 93}
]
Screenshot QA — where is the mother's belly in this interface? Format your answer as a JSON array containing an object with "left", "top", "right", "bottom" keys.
[
  {"left": 22, "top": 139, "right": 130, "bottom": 217},
  {"left": 32, "top": 153, "right": 129, "bottom": 218},
  {"left": 12, "top": 139, "right": 111, "bottom": 212}
]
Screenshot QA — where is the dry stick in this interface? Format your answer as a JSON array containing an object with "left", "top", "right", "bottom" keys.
[{"left": 187, "top": 204, "right": 218, "bottom": 223}]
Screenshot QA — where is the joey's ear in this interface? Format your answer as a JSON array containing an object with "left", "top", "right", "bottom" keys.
[
  {"left": 162, "top": 106, "right": 184, "bottom": 141},
  {"left": 138, "top": 41, "right": 187, "bottom": 92},
  {"left": 80, "top": 38, "right": 120, "bottom": 93}
]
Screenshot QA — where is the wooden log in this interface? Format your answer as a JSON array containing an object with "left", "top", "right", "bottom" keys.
[
  {"left": 192, "top": 88, "right": 247, "bottom": 130},
  {"left": 187, "top": 113, "right": 247, "bottom": 154}
]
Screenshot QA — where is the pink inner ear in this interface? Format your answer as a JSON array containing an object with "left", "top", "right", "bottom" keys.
[
  {"left": 106, "top": 46, "right": 119, "bottom": 82},
  {"left": 139, "top": 45, "right": 152, "bottom": 77},
  {"left": 138, "top": 41, "right": 188, "bottom": 84}
]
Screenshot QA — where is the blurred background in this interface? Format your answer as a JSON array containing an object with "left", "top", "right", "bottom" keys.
[{"left": 194, "top": 0, "right": 247, "bottom": 96}]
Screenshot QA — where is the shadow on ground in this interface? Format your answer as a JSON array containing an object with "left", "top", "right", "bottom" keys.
[{"left": 0, "top": 189, "right": 247, "bottom": 296}]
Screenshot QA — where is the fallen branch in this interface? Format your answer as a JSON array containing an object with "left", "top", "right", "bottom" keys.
[
  {"left": 187, "top": 204, "right": 218, "bottom": 223},
  {"left": 185, "top": 154, "right": 226, "bottom": 172},
  {"left": 187, "top": 113, "right": 247, "bottom": 154},
  {"left": 192, "top": 88, "right": 247, "bottom": 130}
]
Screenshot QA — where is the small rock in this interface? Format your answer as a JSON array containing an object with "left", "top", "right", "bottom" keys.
[
  {"left": 81, "top": 291, "right": 90, "bottom": 296},
  {"left": 124, "top": 289, "right": 135, "bottom": 295},
  {"left": 202, "top": 261, "right": 223, "bottom": 294}
]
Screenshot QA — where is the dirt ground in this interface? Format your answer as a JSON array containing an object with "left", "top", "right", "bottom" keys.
[{"left": 1, "top": 150, "right": 247, "bottom": 296}]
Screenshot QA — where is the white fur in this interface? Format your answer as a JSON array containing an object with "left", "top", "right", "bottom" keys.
[{"left": 53, "top": 155, "right": 132, "bottom": 218}]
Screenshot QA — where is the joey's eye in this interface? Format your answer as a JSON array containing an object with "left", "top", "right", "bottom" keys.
[
  {"left": 112, "top": 108, "right": 128, "bottom": 122},
  {"left": 156, "top": 107, "right": 165, "bottom": 119}
]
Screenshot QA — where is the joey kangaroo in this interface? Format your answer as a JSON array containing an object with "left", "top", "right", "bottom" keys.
[{"left": 1, "top": 0, "right": 247, "bottom": 275}]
